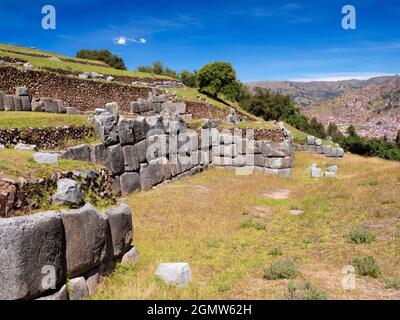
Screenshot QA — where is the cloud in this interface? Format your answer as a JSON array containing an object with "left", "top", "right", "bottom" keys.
[
  {"left": 279, "top": 3, "right": 301, "bottom": 11},
  {"left": 114, "top": 36, "right": 147, "bottom": 45}
]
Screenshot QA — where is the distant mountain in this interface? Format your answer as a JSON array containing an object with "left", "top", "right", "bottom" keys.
[{"left": 246, "top": 76, "right": 400, "bottom": 140}]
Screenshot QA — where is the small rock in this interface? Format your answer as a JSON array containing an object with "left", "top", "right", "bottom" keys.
[
  {"left": 310, "top": 167, "right": 321, "bottom": 178},
  {"left": 0, "top": 144, "right": 5, "bottom": 150},
  {"left": 307, "top": 136, "right": 315, "bottom": 145},
  {"left": 327, "top": 165, "right": 338, "bottom": 173},
  {"left": 36, "top": 285, "right": 68, "bottom": 300},
  {"left": 33, "top": 152, "right": 59, "bottom": 164},
  {"left": 289, "top": 210, "right": 304, "bottom": 216},
  {"left": 155, "top": 263, "right": 192, "bottom": 287},
  {"left": 106, "top": 76, "right": 114, "bottom": 82},
  {"left": 315, "top": 139, "right": 322, "bottom": 146},
  {"left": 52, "top": 178, "right": 83, "bottom": 206},
  {"left": 23, "top": 62, "right": 34, "bottom": 69},
  {"left": 69, "top": 277, "right": 89, "bottom": 300},
  {"left": 15, "top": 143, "right": 38, "bottom": 151},
  {"left": 324, "top": 171, "right": 336, "bottom": 178},
  {"left": 121, "top": 247, "right": 139, "bottom": 265}
]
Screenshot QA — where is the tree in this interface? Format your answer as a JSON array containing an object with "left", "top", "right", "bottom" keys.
[
  {"left": 197, "top": 62, "right": 238, "bottom": 100},
  {"left": 396, "top": 130, "right": 400, "bottom": 147},
  {"left": 180, "top": 70, "right": 197, "bottom": 88},
  {"left": 76, "top": 49, "right": 126, "bottom": 70},
  {"left": 347, "top": 125, "right": 357, "bottom": 137},
  {"left": 152, "top": 61, "right": 164, "bottom": 75}
]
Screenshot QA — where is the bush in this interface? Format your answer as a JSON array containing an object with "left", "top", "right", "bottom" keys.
[
  {"left": 76, "top": 49, "right": 126, "bottom": 70},
  {"left": 347, "top": 225, "right": 375, "bottom": 244},
  {"left": 386, "top": 278, "right": 400, "bottom": 289},
  {"left": 197, "top": 62, "right": 239, "bottom": 100},
  {"left": 136, "top": 61, "right": 179, "bottom": 79},
  {"left": 180, "top": 70, "right": 197, "bottom": 88},
  {"left": 239, "top": 217, "right": 266, "bottom": 230},
  {"left": 352, "top": 256, "right": 381, "bottom": 278},
  {"left": 264, "top": 260, "right": 298, "bottom": 280},
  {"left": 286, "top": 281, "right": 328, "bottom": 300}
]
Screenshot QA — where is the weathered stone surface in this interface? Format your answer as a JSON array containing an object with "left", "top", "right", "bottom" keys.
[
  {"left": 15, "top": 143, "right": 38, "bottom": 151},
  {"left": 337, "top": 148, "right": 345, "bottom": 158},
  {"left": 30, "top": 99, "right": 43, "bottom": 112},
  {"left": 122, "top": 145, "right": 140, "bottom": 172},
  {"left": 13, "top": 96, "right": 22, "bottom": 111},
  {"left": 20, "top": 96, "right": 31, "bottom": 111},
  {"left": 60, "top": 203, "right": 111, "bottom": 277},
  {"left": 161, "top": 102, "right": 186, "bottom": 114},
  {"left": 120, "top": 172, "right": 141, "bottom": 196},
  {"left": 307, "top": 136, "right": 315, "bottom": 145},
  {"left": 0, "top": 91, "right": 5, "bottom": 111},
  {"left": 104, "top": 204, "right": 133, "bottom": 257},
  {"left": 130, "top": 102, "right": 140, "bottom": 114},
  {"left": 328, "top": 165, "right": 338, "bottom": 173},
  {"left": 265, "top": 157, "right": 292, "bottom": 169},
  {"left": 315, "top": 139, "right": 322, "bottom": 146},
  {"left": 133, "top": 117, "right": 146, "bottom": 142},
  {"left": 36, "top": 284, "right": 68, "bottom": 300},
  {"left": 94, "top": 113, "right": 119, "bottom": 146},
  {"left": 62, "top": 144, "right": 91, "bottom": 162},
  {"left": 118, "top": 118, "right": 135, "bottom": 145},
  {"left": 310, "top": 167, "right": 322, "bottom": 178},
  {"left": 147, "top": 134, "right": 169, "bottom": 161},
  {"left": 145, "top": 115, "right": 164, "bottom": 134},
  {"left": 65, "top": 107, "right": 83, "bottom": 115},
  {"left": 3, "top": 95, "right": 14, "bottom": 111},
  {"left": 15, "top": 86, "right": 28, "bottom": 96},
  {"left": 85, "top": 268, "right": 100, "bottom": 296},
  {"left": 90, "top": 143, "right": 109, "bottom": 167},
  {"left": 121, "top": 247, "right": 139, "bottom": 265},
  {"left": 140, "top": 157, "right": 172, "bottom": 190},
  {"left": 136, "top": 140, "right": 147, "bottom": 163},
  {"left": 289, "top": 210, "right": 304, "bottom": 216},
  {"left": 324, "top": 171, "right": 336, "bottom": 178},
  {"left": 33, "top": 152, "right": 59, "bottom": 164},
  {"left": 107, "top": 144, "right": 124, "bottom": 175},
  {"left": 155, "top": 263, "right": 192, "bottom": 287},
  {"left": 52, "top": 179, "right": 83, "bottom": 206},
  {"left": 69, "top": 277, "right": 89, "bottom": 300},
  {"left": 56, "top": 100, "right": 66, "bottom": 113},
  {"left": 43, "top": 98, "right": 59, "bottom": 113},
  {"left": 0, "top": 212, "right": 66, "bottom": 300},
  {"left": 113, "top": 175, "right": 121, "bottom": 196}
]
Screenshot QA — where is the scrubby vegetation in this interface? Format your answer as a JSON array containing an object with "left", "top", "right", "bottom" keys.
[
  {"left": 264, "top": 260, "right": 298, "bottom": 280},
  {"left": 353, "top": 256, "right": 381, "bottom": 278},
  {"left": 285, "top": 281, "right": 328, "bottom": 300},
  {"left": 76, "top": 49, "right": 127, "bottom": 70},
  {"left": 346, "top": 225, "right": 376, "bottom": 244}
]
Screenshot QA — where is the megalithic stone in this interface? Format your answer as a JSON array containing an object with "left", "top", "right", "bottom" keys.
[
  {"left": 3, "top": 95, "right": 15, "bottom": 111},
  {"left": 0, "top": 91, "right": 5, "bottom": 111},
  {"left": 13, "top": 96, "right": 22, "bottom": 111}
]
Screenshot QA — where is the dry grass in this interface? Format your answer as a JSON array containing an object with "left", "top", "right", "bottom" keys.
[{"left": 93, "top": 152, "right": 400, "bottom": 300}]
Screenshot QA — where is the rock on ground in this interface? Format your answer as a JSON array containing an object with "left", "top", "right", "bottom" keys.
[
  {"left": 52, "top": 178, "right": 83, "bottom": 206},
  {"left": 69, "top": 277, "right": 89, "bottom": 300},
  {"left": 155, "top": 263, "right": 192, "bottom": 287},
  {"left": 33, "top": 152, "right": 59, "bottom": 164}
]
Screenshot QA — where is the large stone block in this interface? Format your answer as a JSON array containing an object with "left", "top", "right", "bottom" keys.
[
  {"left": 43, "top": 98, "right": 59, "bottom": 113},
  {"left": 90, "top": 143, "right": 109, "bottom": 167},
  {"left": 140, "top": 157, "right": 172, "bottom": 190},
  {"left": 20, "top": 96, "right": 31, "bottom": 111},
  {"left": 122, "top": 145, "right": 140, "bottom": 172},
  {"left": 178, "top": 131, "right": 198, "bottom": 154},
  {"left": 56, "top": 100, "right": 66, "bottom": 113},
  {"left": 107, "top": 144, "right": 124, "bottom": 175},
  {"left": 69, "top": 277, "right": 89, "bottom": 300},
  {"left": 13, "top": 96, "right": 22, "bottom": 111},
  {"left": 103, "top": 204, "right": 133, "bottom": 257},
  {"left": 120, "top": 172, "right": 141, "bottom": 196},
  {"left": 52, "top": 179, "right": 84, "bottom": 206},
  {"left": 155, "top": 263, "right": 192, "bottom": 287},
  {"left": 31, "top": 99, "right": 43, "bottom": 112},
  {"left": 130, "top": 101, "right": 140, "bottom": 114},
  {"left": 161, "top": 102, "right": 186, "bottom": 114},
  {"left": 337, "top": 148, "right": 345, "bottom": 158},
  {"left": 133, "top": 117, "right": 146, "bottom": 142},
  {"left": 265, "top": 157, "right": 292, "bottom": 169},
  {"left": 36, "top": 284, "right": 68, "bottom": 300},
  {"left": 60, "top": 203, "right": 111, "bottom": 277},
  {"left": 307, "top": 136, "right": 315, "bottom": 145},
  {"left": 262, "top": 141, "right": 292, "bottom": 158},
  {"left": 94, "top": 113, "right": 119, "bottom": 146},
  {"left": 0, "top": 91, "right": 5, "bottom": 111},
  {"left": 4, "top": 95, "right": 15, "bottom": 111},
  {"left": 146, "top": 134, "right": 169, "bottom": 161},
  {"left": 118, "top": 118, "right": 135, "bottom": 146},
  {"left": 62, "top": 144, "right": 91, "bottom": 162},
  {"left": 0, "top": 212, "right": 66, "bottom": 300},
  {"left": 15, "top": 86, "right": 28, "bottom": 96}
]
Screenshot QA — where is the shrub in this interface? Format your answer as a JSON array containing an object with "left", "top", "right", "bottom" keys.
[
  {"left": 239, "top": 217, "right": 266, "bottom": 230},
  {"left": 269, "top": 248, "right": 283, "bottom": 256},
  {"left": 352, "top": 256, "right": 381, "bottom": 278},
  {"left": 347, "top": 225, "right": 375, "bottom": 244},
  {"left": 180, "top": 70, "right": 197, "bottom": 88},
  {"left": 386, "top": 278, "right": 400, "bottom": 289},
  {"left": 286, "top": 281, "right": 328, "bottom": 300},
  {"left": 76, "top": 49, "right": 126, "bottom": 70},
  {"left": 264, "top": 260, "right": 298, "bottom": 280}
]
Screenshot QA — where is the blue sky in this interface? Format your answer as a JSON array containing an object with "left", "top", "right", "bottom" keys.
[{"left": 1, "top": 0, "right": 399, "bottom": 81}]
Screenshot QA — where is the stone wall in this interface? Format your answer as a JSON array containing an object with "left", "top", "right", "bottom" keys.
[
  {"left": 0, "top": 203, "right": 135, "bottom": 300},
  {"left": 60, "top": 108, "right": 294, "bottom": 195},
  {"left": 0, "top": 168, "right": 114, "bottom": 218},
  {"left": 294, "top": 135, "right": 344, "bottom": 158}
]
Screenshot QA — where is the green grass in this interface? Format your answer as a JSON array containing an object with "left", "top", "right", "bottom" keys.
[
  {"left": 174, "top": 87, "right": 230, "bottom": 111},
  {"left": 0, "top": 149, "right": 100, "bottom": 180},
  {"left": 353, "top": 256, "right": 381, "bottom": 278},
  {"left": 0, "top": 43, "right": 170, "bottom": 79},
  {"left": 219, "top": 121, "right": 278, "bottom": 130},
  {"left": 0, "top": 112, "right": 92, "bottom": 129}
]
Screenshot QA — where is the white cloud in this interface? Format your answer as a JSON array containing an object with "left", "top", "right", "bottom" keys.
[{"left": 114, "top": 36, "right": 147, "bottom": 45}]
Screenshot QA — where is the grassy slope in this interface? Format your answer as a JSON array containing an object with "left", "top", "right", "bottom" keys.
[
  {"left": 93, "top": 152, "right": 400, "bottom": 300},
  {"left": 0, "top": 43, "right": 170, "bottom": 79},
  {"left": 0, "top": 111, "right": 92, "bottom": 128},
  {"left": 0, "top": 149, "right": 99, "bottom": 180}
]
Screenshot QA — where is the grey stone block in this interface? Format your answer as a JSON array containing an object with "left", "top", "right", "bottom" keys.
[
  {"left": 61, "top": 203, "right": 111, "bottom": 277},
  {"left": 0, "top": 212, "right": 66, "bottom": 300},
  {"left": 56, "top": 100, "right": 66, "bottom": 113},
  {"left": 113, "top": 175, "right": 121, "bottom": 196},
  {"left": 120, "top": 172, "right": 141, "bottom": 196},
  {"left": 324, "top": 171, "right": 336, "bottom": 178},
  {"left": 20, "top": 96, "right": 31, "bottom": 111},
  {"left": 161, "top": 102, "right": 186, "bottom": 114},
  {"left": 155, "top": 263, "right": 192, "bottom": 287},
  {"left": 337, "top": 148, "right": 345, "bottom": 158},
  {"left": 15, "top": 143, "right": 38, "bottom": 151},
  {"left": 107, "top": 144, "right": 124, "bottom": 175},
  {"left": 33, "top": 152, "right": 59, "bottom": 164},
  {"left": 133, "top": 117, "right": 146, "bottom": 142},
  {"left": 118, "top": 118, "right": 135, "bottom": 145},
  {"left": 43, "top": 98, "right": 59, "bottom": 113},
  {"left": 265, "top": 157, "right": 292, "bottom": 169},
  {"left": 0, "top": 91, "right": 5, "bottom": 111},
  {"left": 307, "top": 136, "right": 315, "bottom": 145},
  {"left": 3, "top": 95, "right": 15, "bottom": 111},
  {"left": 310, "top": 167, "right": 322, "bottom": 178},
  {"left": 146, "top": 134, "right": 169, "bottom": 161},
  {"left": 103, "top": 204, "right": 133, "bottom": 257},
  {"left": 122, "top": 247, "right": 139, "bottom": 265},
  {"left": 140, "top": 157, "right": 172, "bottom": 190},
  {"left": 65, "top": 107, "right": 82, "bottom": 115},
  {"left": 69, "top": 277, "right": 89, "bottom": 300},
  {"left": 62, "top": 144, "right": 91, "bottom": 162},
  {"left": 31, "top": 99, "right": 43, "bottom": 112},
  {"left": 15, "top": 86, "right": 28, "bottom": 96},
  {"left": 52, "top": 179, "right": 83, "bottom": 206},
  {"left": 136, "top": 140, "right": 147, "bottom": 163},
  {"left": 85, "top": 268, "right": 100, "bottom": 295},
  {"left": 122, "top": 145, "right": 140, "bottom": 172},
  {"left": 36, "top": 285, "right": 68, "bottom": 300},
  {"left": 90, "top": 143, "right": 109, "bottom": 167},
  {"left": 130, "top": 102, "right": 140, "bottom": 113},
  {"left": 12, "top": 96, "right": 22, "bottom": 111},
  {"left": 94, "top": 113, "right": 119, "bottom": 146}
]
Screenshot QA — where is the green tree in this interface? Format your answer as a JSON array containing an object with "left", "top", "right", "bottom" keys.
[
  {"left": 152, "top": 61, "right": 164, "bottom": 75},
  {"left": 396, "top": 130, "right": 400, "bottom": 147},
  {"left": 76, "top": 49, "right": 126, "bottom": 70},
  {"left": 197, "top": 62, "right": 238, "bottom": 100},
  {"left": 180, "top": 70, "right": 197, "bottom": 87}
]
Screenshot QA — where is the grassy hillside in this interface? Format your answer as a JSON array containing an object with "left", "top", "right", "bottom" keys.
[
  {"left": 93, "top": 152, "right": 400, "bottom": 300},
  {"left": 0, "top": 43, "right": 170, "bottom": 79}
]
